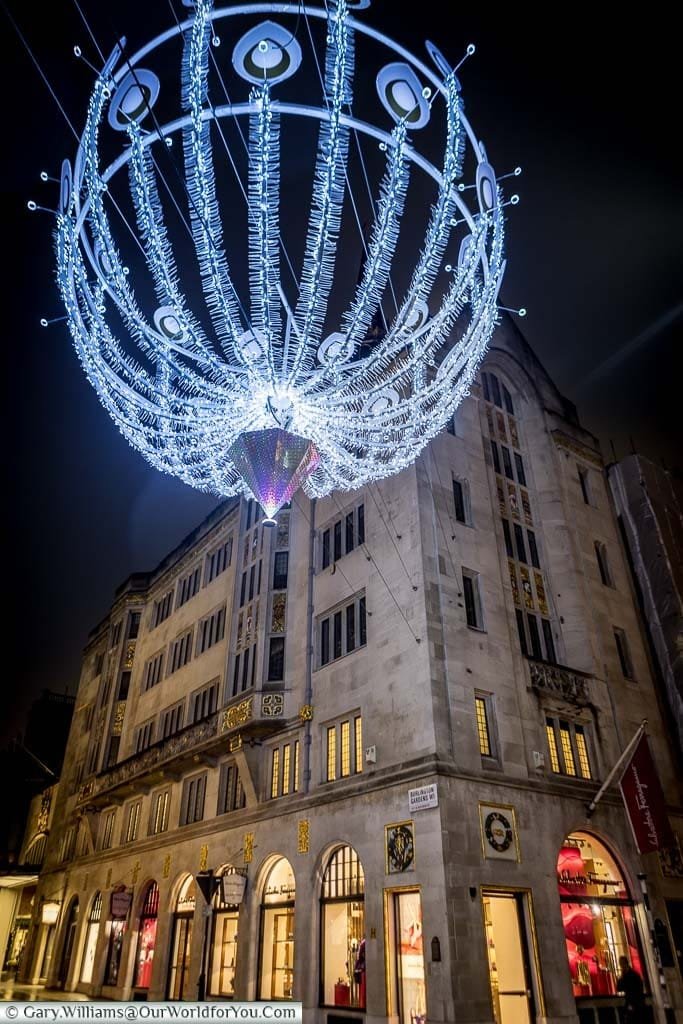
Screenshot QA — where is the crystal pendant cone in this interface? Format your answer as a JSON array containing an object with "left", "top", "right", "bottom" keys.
[{"left": 229, "top": 428, "right": 320, "bottom": 521}]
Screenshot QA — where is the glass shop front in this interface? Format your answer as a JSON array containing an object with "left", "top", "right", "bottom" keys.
[{"left": 557, "top": 832, "right": 646, "bottom": 1001}]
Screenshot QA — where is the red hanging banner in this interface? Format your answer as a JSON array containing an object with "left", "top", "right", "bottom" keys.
[{"left": 619, "top": 734, "right": 674, "bottom": 853}]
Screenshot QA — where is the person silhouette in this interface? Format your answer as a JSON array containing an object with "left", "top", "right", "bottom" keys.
[{"left": 616, "top": 955, "right": 644, "bottom": 1022}]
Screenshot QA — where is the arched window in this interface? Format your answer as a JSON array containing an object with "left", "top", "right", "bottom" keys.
[
  {"left": 58, "top": 897, "right": 79, "bottom": 985},
  {"left": 134, "top": 882, "right": 159, "bottom": 989},
  {"left": 80, "top": 892, "right": 103, "bottom": 983},
  {"left": 259, "top": 858, "right": 295, "bottom": 1000},
  {"left": 25, "top": 834, "right": 48, "bottom": 868},
  {"left": 167, "top": 876, "right": 196, "bottom": 1000},
  {"left": 209, "top": 866, "right": 244, "bottom": 997},
  {"left": 320, "top": 846, "right": 365, "bottom": 1010},
  {"left": 558, "top": 832, "right": 646, "bottom": 999}
]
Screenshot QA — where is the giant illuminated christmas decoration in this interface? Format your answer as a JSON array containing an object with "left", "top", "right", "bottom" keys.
[{"left": 55, "top": 0, "right": 515, "bottom": 522}]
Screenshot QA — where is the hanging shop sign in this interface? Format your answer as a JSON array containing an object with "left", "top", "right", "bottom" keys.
[
  {"left": 220, "top": 872, "right": 247, "bottom": 906},
  {"left": 110, "top": 886, "right": 133, "bottom": 919},
  {"left": 41, "top": 901, "right": 61, "bottom": 925},
  {"left": 409, "top": 784, "right": 438, "bottom": 813}
]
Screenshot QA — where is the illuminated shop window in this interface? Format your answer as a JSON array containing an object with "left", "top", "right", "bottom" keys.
[
  {"left": 79, "top": 891, "right": 102, "bottom": 984},
  {"left": 557, "top": 833, "right": 647, "bottom": 1001},
  {"left": 385, "top": 889, "right": 426, "bottom": 1024},
  {"left": 320, "top": 846, "right": 365, "bottom": 1009},
  {"left": 134, "top": 882, "right": 159, "bottom": 989},
  {"left": 259, "top": 858, "right": 296, "bottom": 1000},
  {"left": 167, "top": 876, "right": 196, "bottom": 1000},
  {"left": 209, "top": 867, "right": 243, "bottom": 997},
  {"left": 483, "top": 891, "right": 539, "bottom": 1024}
]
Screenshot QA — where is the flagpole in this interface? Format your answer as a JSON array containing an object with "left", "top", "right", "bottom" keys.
[{"left": 585, "top": 719, "right": 647, "bottom": 818}]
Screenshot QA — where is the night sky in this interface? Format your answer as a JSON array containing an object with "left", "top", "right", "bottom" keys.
[{"left": 3, "top": 2, "right": 681, "bottom": 743}]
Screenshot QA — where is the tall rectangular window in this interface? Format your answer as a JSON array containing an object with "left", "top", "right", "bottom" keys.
[
  {"left": 180, "top": 773, "right": 207, "bottom": 825},
  {"left": 205, "top": 537, "right": 232, "bottom": 584},
  {"left": 501, "top": 445, "right": 514, "bottom": 480},
  {"left": 546, "top": 718, "right": 592, "bottom": 780},
  {"left": 196, "top": 606, "right": 226, "bottom": 655},
  {"left": 527, "top": 613, "right": 542, "bottom": 659},
  {"left": 322, "top": 529, "right": 331, "bottom": 570},
  {"left": 320, "top": 505, "right": 365, "bottom": 569},
  {"left": 135, "top": 719, "right": 155, "bottom": 753},
  {"left": 354, "top": 716, "right": 363, "bottom": 774},
  {"left": 282, "top": 744, "right": 292, "bottom": 796},
  {"left": 218, "top": 762, "right": 245, "bottom": 814},
  {"left": 357, "top": 504, "right": 365, "bottom": 544},
  {"left": 124, "top": 801, "right": 141, "bottom": 844},
  {"left": 333, "top": 521, "right": 342, "bottom": 562},
  {"left": 176, "top": 566, "right": 201, "bottom": 609},
  {"left": 320, "top": 619, "right": 330, "bottom": 666},
  {"left": 271, "top": 748, "right": 280, "bottom": 799},
  {"left": 514, "top": 452, "right": 527, "bottom": 487},
  {"left": 502, "top": 519, "right": 514, "bottom": 559},
  {"left": 169, "top": 629, "right": 193, "bottom": 674},
  {"left": 453, "top": 479, "right": 467, "bottom": 524},
  {"left": 613, "top": 628, "right": 634, "bottom": 679},
  {"left": 190, "top": 681, "right": 218, "bottom": 723},
  {"left": 149, "top": 790, "right": 170, "bottom": 835},
  {"left": 333, "top": 611, "right": 343, "bottom": 660},
  {"left": 273, "top": 551, "right": 289, "bottom": 590},
  {"left": 475, "top": 695, "right": 492, "bottom": 757},
  {"left": 326, "top": 727, "right": 337, "bottom": 782},
  {"left": 527, "top": 530, "right": 540, "bottom": 569},
  {"left": 101, "top": 810, "right": 116, "bottom": 851},
  {"left": 325, "top": 716, "right": 362, "bottom": 783},
  {"left": 463, "top": 570, "right": 483, "bottom": 630},
  {"left": 578, "top": 466, "right": 591, "bottom": 505},
  {"left": 318, "top": 594, "right": 367, "bottom": 666},
  {"left": 152, "top": 590, "right": 173, "bottom": 628},
  {"left": 267, "top": 637, "right": 285, "bottom": 682},
  {"left": 490, "top": 440, "right": 501, "bottom": 474},
  {"left": 143, "top": 651, "right": 164, "bottom": 692},
  {"left": 345, "top": 512, "right": 355, "bottom": 553},
  {"left": 513, "top": 523, "right": 527, "bottom": 563},
  {"left": 160, "top": 701, "right": 184, "bottom": 739},
  {"left": 595, "top": 542, "right": 613, "bottom": 587},
  {"left": 541, "top": 619, "right": 556, "bottom": 665}
]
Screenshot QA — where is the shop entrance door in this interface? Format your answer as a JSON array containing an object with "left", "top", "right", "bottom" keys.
[
  {"left": 167, "top": 916, "right": 193, "bottom": 1000},
  {"left": 483, "top": 893, "right": 535, "bottom": 1024}
]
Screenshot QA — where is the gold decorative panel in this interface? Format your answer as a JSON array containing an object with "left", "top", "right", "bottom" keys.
[
  {"left": 229, "top": 733, "right": 243, "bottom": 752},
  {"left": 222, "top": 697, "right": 253, "bottom": 732},
  {"left": 132, "top": 860, "right": 141, "bottom": 884},
  {"left": 508, "top": 417, "right": 519, "bottom": 449},
  {"left": 507, "top": 481, "right": 519, "bottom": 518},
  {"left": 520, "top": 565, "right": 534, "bottom": 610},
  {"left": 299, "top": 704, "right": 314, "bottom": 722},
  {"left": 123, "top": 641, "right": 136, "bottom": 669},
  {"left": 508, "top": 561, "right": 520, "bottom": 606},
  {"left": 496, "top": 480, "right": 506, "bottom": 516},
  {"left": 297, "top": 820, "right": 310, "bottom": 855},
  {"left": 162, "top": 855, "right": 171, "bottom": 879},
  {"left": 243, "top": 832, "right": 254, "bottom": 864},
  {"left": 199, "top": 844, "right": 208, "bottom": 872},
  {"left": 271, "top": 593, "right": 286, "bottom": 633},
  {"left": 111, "top": 701, "right": 126, "bottom": 736},
  {"left": 521, "top": 489, "right": 532, "bottom": 525},
  {"left": 534, "top": 571, "right": 549, "bottom": 616}
]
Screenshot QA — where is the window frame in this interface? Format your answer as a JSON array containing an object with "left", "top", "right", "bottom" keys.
[
  {"left": 613, "top": 627, "right": 634, "bottom": 679},
  {"left": 317, "top": 593, "right": 367, "bottom": 668},
  {"left": 545, "top": 716, "right": 594, "bottom": 780},
  {"left": 323, "top": 714, "right": 363, "bottom": 784},
  {"left": 474, "top": 691, "right": 499, "bottom": 763},
  {"left": 180, "top": 772, "right": 208, "bottom": 826},
  {"left": 319, "top": 503, "right": 365, "bottom": 570},
  {"left": 462, "top": 569, "right": 485, "bottom": 631}
]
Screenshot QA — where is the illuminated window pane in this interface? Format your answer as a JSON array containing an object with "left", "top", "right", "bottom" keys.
[
  {"left": 575, "top": 727, "right": 592, "bottom": 779},
  {"left": 271, "top": 748, "right": 280, "bottom": 799},
  {"left": 354, "top": 716, "right": 363, "bottom": 775},
  {"left": 293, "top": 741, "right": 300, "bottom": 792},
  {"left": 546, "top": 721, "right": 561, "bottom": 773},
  {"left": 326, "top": 727, "right": 337, "bottom": 782},
  {"left": 282, "top": 744, "right": 291, "bottom": 795},
  {"left": 559, "top": 723, "right": 577, "bottom": 776},
  {"left": 341, "top": 721, "right": 351, "bottom": 777},
  {"left": 475, "top": 697, "right": 491, "bottom": 756}
]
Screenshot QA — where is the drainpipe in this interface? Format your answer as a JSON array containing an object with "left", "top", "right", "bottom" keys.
[{"left": 303, "top": 498, "right": 316, "bottom": 793}]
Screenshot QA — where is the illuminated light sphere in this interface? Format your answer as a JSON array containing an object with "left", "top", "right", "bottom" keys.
[{"left": 56, "top": 0, "right": 510, "bottom": 518}]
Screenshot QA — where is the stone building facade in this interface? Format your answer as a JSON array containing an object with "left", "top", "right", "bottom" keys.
[{"left": 24, "top": 320, "right": 683, "bottom": 1023}]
